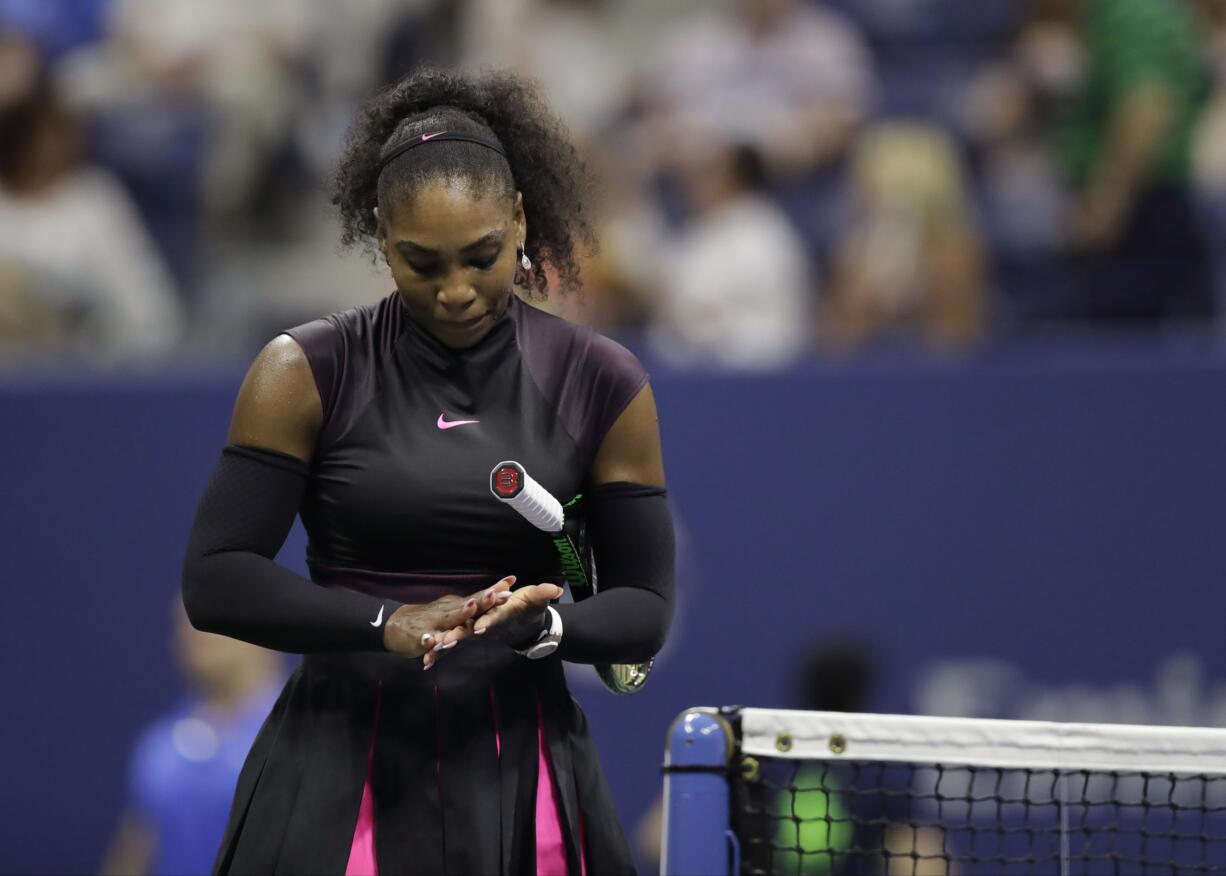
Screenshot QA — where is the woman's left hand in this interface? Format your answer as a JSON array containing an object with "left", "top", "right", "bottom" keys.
[
  {"left": 472, "top": 582, "right": 564, "bottom": 648},
  {"left": 416, "top": 576, "right": 516, "bottom": 669}
]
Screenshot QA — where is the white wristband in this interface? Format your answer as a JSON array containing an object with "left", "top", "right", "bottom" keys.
[{"left": 515, "top": 606, "right": 562, "bottom": 659}]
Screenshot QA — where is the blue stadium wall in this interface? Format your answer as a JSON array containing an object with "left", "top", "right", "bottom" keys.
[{"left": 3, "top": 344, "right": 1224, "bottom": 874}]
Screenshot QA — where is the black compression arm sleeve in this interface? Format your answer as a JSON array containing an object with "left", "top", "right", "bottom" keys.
[
  {"left": 555, "top": 483, "right": 675, "bottom": 664},
  {"left": 181, "top": 446, "right": 399, "bottom": 653}
]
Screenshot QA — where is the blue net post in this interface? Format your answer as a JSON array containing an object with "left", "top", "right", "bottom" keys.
[{"left": 662, "top": 708, "right": 736, "bottom": 876}]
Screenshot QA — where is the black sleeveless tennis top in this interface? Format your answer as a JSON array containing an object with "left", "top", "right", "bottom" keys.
[{"left": 286, "top": 291, "right": 648, "bottom": 599}]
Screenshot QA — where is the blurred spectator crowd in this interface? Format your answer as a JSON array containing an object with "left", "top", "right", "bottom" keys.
[{"left": 2, "top": 0, "right": 1226, "bottom": 368}]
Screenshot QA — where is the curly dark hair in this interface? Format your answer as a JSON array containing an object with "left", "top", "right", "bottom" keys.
[{"left": 331, "top": 67, "right": 596, "bottom": 295}]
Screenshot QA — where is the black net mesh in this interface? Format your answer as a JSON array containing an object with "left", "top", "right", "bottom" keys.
[{"left": 733, "top": 756, "right": 1226, "bottom": 875}]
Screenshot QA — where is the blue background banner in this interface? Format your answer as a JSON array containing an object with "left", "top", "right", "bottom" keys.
[{"left": 3, "top": 347, "right": 1224, "bottom": 874}]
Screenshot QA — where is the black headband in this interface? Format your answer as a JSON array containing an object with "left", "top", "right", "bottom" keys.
[{"left": 377, "top": 131, "right": 507, "bottom": 176}]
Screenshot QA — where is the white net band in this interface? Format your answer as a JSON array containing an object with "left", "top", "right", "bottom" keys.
[{"left": 740, "top": 708, "right": 1226, "bottom": 775}]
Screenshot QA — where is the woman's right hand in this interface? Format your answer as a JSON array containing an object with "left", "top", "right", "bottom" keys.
[{"left": 383, "top": 576, "right": 515, "bottom": 668}]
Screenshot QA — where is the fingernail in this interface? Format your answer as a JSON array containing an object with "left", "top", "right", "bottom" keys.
[
  {"left": 496, "top": 592, "right": 512, "bottom": 602},
  {"left": 475, "top": 627, "right": 487, "bottom": 636},
  {"left": 443, "top": 641, "right": 458, "bottom": 650},
  {"left": 466, "top": 599, "right": 477, "bottom": 609},
  {"left": 432, "top": 642, "right": 445, "bottom": 652}
]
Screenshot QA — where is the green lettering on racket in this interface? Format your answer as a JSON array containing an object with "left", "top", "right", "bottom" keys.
[{"left": 552, "top": 536, "right": 589, "bottom": 591}]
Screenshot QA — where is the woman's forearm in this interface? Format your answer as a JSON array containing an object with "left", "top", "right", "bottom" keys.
[
  {"left": 555, "top": 587, "right": 671, "bottom": 663},
  {"left": 181, "top": 446, "right": 396, "bottom": 653},
  {"left": 555, "top": 483, "right": 675, "bottom": 663}
]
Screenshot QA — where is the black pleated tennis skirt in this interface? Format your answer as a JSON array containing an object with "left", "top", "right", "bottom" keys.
[{"left": 212, "top": 640, "right": 635, "bottom": 875}]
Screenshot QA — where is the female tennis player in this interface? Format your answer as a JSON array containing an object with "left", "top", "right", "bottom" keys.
[{"left": 181, "top": 68, "right": 674, "bottom": 875}]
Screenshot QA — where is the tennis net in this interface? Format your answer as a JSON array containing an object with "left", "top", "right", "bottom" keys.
[{"left": 661, "top": 707, "right": 1226, "bottom": 875}]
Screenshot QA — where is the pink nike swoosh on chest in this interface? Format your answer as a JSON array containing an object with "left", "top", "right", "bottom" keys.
[{"left": 437, "top": 413, "right": 480, "bottom": 430}]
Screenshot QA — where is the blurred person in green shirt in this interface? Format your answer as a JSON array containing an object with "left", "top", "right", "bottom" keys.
[
  {"left": 1057, "top": 0, "right": 1213, "bottom": 323},
  {"left": 765, "top": 643, "right": 870, "bottom": 875}
]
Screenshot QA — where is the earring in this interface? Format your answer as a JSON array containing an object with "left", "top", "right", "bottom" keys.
[{"left": 519, "top": 248, "right": 532, "bottom": 272}]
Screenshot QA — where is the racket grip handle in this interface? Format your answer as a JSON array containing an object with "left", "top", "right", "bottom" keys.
[{"left": 490, "top": 461, "right": 564, "bottom": 533}]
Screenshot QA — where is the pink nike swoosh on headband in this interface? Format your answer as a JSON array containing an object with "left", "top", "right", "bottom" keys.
[
  {"left": 421, "top": 131, "right": 446, "bottom": 141},
  {"left": 437, "top": 413, "right": 480, "bottom": 430}
]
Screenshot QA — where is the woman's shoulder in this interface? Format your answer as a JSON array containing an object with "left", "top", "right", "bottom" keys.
[
  {"left": 279, "top": 292, "right": 403, "bottom": 431},
  {"left": 511, "top": 296, "right": 650, "bottom": 459},
  {"left": 511, "top": 295, "right": 645, "bottom": 386},
  {"left": 284, "top": 292, "right": 402, "bottom": 351}
]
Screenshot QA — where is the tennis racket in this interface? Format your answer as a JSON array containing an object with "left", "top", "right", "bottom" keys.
[{"left": 489, "top": 460, "right": 652, "bottom": 695}]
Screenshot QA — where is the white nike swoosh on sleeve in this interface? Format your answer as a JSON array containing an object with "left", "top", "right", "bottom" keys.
[{"left": 370, "top": 605, "right": 384, "bottom": 626}]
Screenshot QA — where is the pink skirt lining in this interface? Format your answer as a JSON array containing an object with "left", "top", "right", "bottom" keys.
[
  {"left": 343, "top": 684, "right": 584, "bottom": 876},
  {"left": 345, "top": 682, "right": 382, "bottom": 876},
  {"left": 533, "top": 691, "right": 570, "bottom": 876}
]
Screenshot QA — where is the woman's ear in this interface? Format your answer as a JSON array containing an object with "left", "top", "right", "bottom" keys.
[
  {"left": 374, "top": 207, "right": 388, "bottom": 260},
  {"left": 513, "top": 192, "right": 527, "bottom": 247}
]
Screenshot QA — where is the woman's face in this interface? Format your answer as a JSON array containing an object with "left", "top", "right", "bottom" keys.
[{"left": 377, "top": 180, "right": 526, "bottom": 349}]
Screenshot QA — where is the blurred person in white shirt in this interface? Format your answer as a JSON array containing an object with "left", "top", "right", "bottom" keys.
[
  {"left": 0, "top": 35, "right": 181, "bottom": 360},
  {"left": 461, "top": 0, "right": 629, "bottom": 143},
  {"left": 649, "top": 143, "right": 815, "bottom": 369},
  {"left": 638, "top": 0, "right": 875, "bottom": 181}
]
